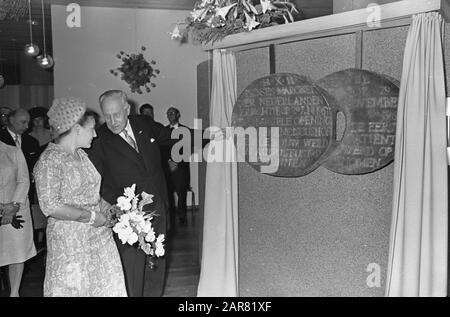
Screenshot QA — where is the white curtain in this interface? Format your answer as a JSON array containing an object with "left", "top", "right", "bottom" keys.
[
  {"left": 197, "top": 49, "right": 239, "bottom": 297},
  {"left": 385, "top": 12, "right": 448, "bottom": 297}
]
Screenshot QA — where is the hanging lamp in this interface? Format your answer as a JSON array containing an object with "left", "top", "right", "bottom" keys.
[
  {"left": 36, "top": 0, "right": 54, "bottom": 69},
  {"left": 24, "top": 0, "right": 39, "bottom": 57}
]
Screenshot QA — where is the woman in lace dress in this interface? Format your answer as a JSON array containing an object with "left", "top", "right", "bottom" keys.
[{"left": 34, "top": 97, "right": 127, "bottom": 297}]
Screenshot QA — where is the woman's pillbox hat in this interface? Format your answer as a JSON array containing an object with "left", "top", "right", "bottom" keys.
[{"left": 48, "top": 97, "right": 86, "bottom": 135}]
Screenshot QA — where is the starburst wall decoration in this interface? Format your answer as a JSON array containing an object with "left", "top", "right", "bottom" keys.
[{"left": 110, "top": 46, "right": 160, "bottom": 94}]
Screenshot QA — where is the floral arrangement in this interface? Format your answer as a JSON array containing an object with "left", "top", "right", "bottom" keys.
[
  {"left": 110, "top": 46, "right": 160, "bottom": 94},
  {"left": 111, "top": 184, "right": 165, "bottom": 258},
  {"left": 170, "top": 0, "right": 299, "bottom": 44}
]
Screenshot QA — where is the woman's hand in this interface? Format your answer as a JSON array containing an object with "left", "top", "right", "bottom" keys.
[
  {"left": 10, "top": 215, "right": 24, "bottom": 229},
  {"left": 1, "top": 214, "right": 13, "bottom": 225},
  {"left": 92, "top": 212, "right": 107, "bottom": 228},
  {"left": 99, "top": 198, "right": 112, "bottom": 215}
]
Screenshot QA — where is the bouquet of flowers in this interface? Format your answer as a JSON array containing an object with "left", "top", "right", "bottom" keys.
[
  {"left": 110, "top": 184, "right": 165, "bottom": 258},
  {"left": 170, "top": 0, "right": 299, "bottom": 44},
  {"left": 110, "top": 46, "right": 160, "bottom": 94}
]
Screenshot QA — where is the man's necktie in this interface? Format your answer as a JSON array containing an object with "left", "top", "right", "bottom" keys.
[
  {"left": 14, "top": 134, "right": 21, "bottom": 147},
  {"left": 122, "top": 129, "right": 138, "bottom": 152}
]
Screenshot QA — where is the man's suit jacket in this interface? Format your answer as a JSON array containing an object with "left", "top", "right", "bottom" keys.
[
  {"left": 161, "top": 123, "right": 192, "bottom": 190},
  {"left": 87, "top": 115, "right": 173, "bottom": 232}
]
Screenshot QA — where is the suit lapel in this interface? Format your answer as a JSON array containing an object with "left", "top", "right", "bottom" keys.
[
  {"left": 104, "top": 126, "right": 143, "bottom": 168},
  {"left": 130, "top": 118, "right": 145, "bottom": 151},
  {"left": 130, "top": 117, "right": 157, "bottom": 173}
]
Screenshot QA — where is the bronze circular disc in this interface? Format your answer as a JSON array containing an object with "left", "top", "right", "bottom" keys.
[
  {"left": 232, "top": 73, "right": 337, "bottom": 177},
  {"left": 317, "top": 68, "right": 399, "bottom": 175}
]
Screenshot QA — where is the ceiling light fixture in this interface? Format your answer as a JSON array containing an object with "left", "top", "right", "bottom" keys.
[
  {"left": 24, "top": 0, "right": 39, "bottom": 57},
  {"left": 36, "top": 0, "right": 53, "bottom": 69}
]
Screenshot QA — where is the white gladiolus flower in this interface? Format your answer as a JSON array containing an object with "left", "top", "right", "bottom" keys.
[
  {"left": 260, "top": 0, "right": 275, "bottom": 14},
  {"left": 141, "top": 243, "right": 152, "bottom": 255},
  {"left": 244, "top": 11, "right": 260, "bottom": 31},
  {"left": 155, "top": 234, "right": 165, "bottom": 257},
  {"left": 113, "top": 185, "right": 165, "bottom": 260},
  {"left": 117, "top": 196, "right": 132, "bottom": 211},
  {"left": 127, "top": 232, "right": 139, "bottom": 245},
  {"left": 142, "top": 220, "right": 153, "bottom": 235},
  {"left": 170, "top": 24, "right": 182, "bottom": 40},
  {"left": 123, "top": 184, "right": 136, "bottom": 199},
  {"left": 114, "top": 222, "right": 133, "bottom": 244},
  {"left": 145, "top": 228, "right": 156, "bottom": 242},
  {"left": 215, "top": 3, "right": 236, "bottom": 20},
  {"left": 131, "top": 196, "right": 138, "bottom": 211},
  {"left": 190, "top": 8, "right": 207, "bottom": 21},
  {"left": 155, "top": 244, "right": 165, "bottom": 257},
  {"left": 140, "top": 192, "right": 154, "bottom": 204}
]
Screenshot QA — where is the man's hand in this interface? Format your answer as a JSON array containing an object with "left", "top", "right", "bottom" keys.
[{"left": 168, "top": 160, "right": 178, "bottom": 172}]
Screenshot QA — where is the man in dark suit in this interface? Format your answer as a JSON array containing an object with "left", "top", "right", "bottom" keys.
[
  {"left": 0, "top": 108, "right": 40, "bottom": 182},
  {"left": 140, "top": 103, "right": 154, "bottom": 119},
  {"left": 163, "top": 107, "right": 191, "bottom": 226},
  {"left": 87, "top": 90, "right": 172, "bottom": 297},
  {"left": 0, "top": 107, "right": 12, "bottom": 130}
]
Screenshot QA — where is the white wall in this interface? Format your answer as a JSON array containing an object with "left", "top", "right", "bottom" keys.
[
  {"left": 0, "top": 85, "right": 54, "bottom": 110},
  {"left": 51, "top": 5, "right": 209, "bottom": 204}
]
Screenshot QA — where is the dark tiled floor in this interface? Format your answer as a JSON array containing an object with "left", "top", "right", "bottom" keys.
[{"left": 0, "top": 210, "right": 200, "bottom": 297}]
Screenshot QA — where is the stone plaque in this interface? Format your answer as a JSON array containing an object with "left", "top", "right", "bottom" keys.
[
  {"left": 317, "top": 69, "right": 399, "bottom": 175},
  {"left": 232, "top": 73, "right": 336, "bottom": 177}
]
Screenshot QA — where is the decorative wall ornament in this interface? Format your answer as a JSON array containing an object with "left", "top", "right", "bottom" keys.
[
  {"left": 171, "top": 0, "right": 299, "bottom": 45},
  {"left": 110, "top": 46, "right": 160, "bottom": 94}
]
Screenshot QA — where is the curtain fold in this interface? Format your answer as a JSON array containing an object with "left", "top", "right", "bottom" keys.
[
  {"left": 197, "top": 49, "right": 239, "bottom": 297},
  {"left": 385, "top": 12, "right": 448, "bottom": 297}
]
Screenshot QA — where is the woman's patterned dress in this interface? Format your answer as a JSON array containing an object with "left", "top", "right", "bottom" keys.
[{"left": 34, "top": 143, "right": 127, "bottom": 297}]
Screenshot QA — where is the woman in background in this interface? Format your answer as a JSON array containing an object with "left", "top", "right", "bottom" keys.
[
  {"left": 28, "top": 107, "right": 52, "bottom": 148},
  {"left": 34, "top": 97, "right": 126, "bottom": 297},
  {"left": 28, "top": 107, "right": 52, "bottom": 252},
  {"left": 0, "top": 140, "right": 37, "bottom": 297}
]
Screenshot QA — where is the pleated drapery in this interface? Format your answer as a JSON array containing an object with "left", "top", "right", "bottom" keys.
[
  {"left": 197, "top": 49, "right": 239, "bottom": 297},
  {"left": 385, "top": 12, "right": 448, "bottom": 297}
]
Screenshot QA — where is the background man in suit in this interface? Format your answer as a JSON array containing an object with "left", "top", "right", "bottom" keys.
[
  {"left": 0, "top": 108, "right": 40, "bottom": 187},
  {"left": 140, "top": 103, "right": 154, "bottom": 119},
  {"left": 163, "top": 107, "right": 191, "bottom": 226},
  {"left": 88, "top": 90, "right": 171, "bottom": 297}
]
